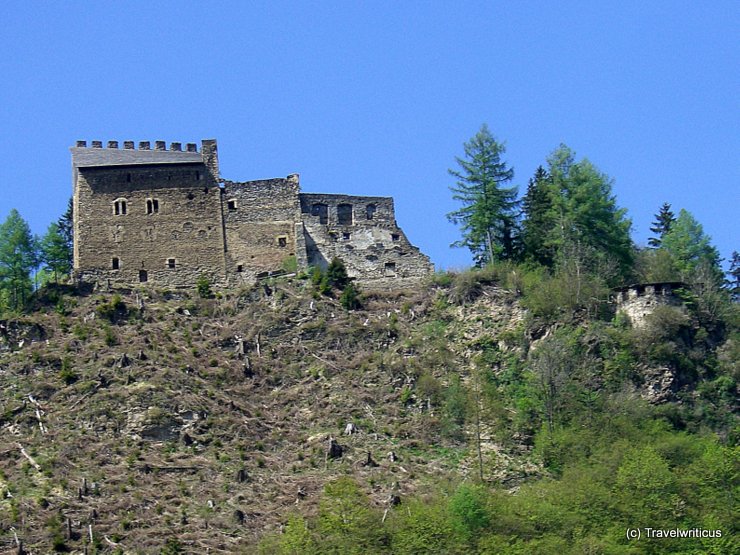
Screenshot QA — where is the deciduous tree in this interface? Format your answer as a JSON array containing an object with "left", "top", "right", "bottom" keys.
[{"left": 0, "top": 209, "right": 38, "bottom": 311}]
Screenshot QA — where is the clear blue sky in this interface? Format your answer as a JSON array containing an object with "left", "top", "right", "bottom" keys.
[{"left": 1, "top": 2, "right": 737, "bottom": 270}]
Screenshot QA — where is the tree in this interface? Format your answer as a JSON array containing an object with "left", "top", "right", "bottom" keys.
[
  {"left": 0, "top": 209, "right": 38, "bottom": 311},
  {"left": 660, "top": 209, "right": 723, "bottom": 285},
  {"left": 447, "top": 124, "right": 519, "bottom": 265},
  {"left": 728, "top": 251, "right": 740, "bottom": 302},
  {"left": 521, "top": 166, "right": 555, "bottom": 266},
  {"left": 57, "top": 197, "right": 74, "bottom": 269},
  {"left": 39, "top": 222, "right": 71, "bottom": 283},
  {"left": 648, "top": 202, "right": 675, "bottom": 248},
  {"left": 544, "top": 145, "right": 633, "bottom": 281}
]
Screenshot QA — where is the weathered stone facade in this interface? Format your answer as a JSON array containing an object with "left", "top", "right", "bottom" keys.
[
  {"left": 72, "top": 139, "right": 432, "bottom": 288},
  {"left": 613, "top": 282, "right": 685, "bottom": 328}
]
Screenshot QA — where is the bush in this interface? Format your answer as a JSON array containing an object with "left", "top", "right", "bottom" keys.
[
  {"left": 196, "top": 275, "right": 213, "bottom": 299},
  {"left": 339, "top": 282, "right": 361, "bottom": 310}
]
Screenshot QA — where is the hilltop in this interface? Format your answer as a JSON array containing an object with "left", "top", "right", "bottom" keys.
[{"left": 0, "top": 268, "right": 737, "bottom": 553}]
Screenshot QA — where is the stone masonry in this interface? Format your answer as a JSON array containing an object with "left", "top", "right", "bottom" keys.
[{"left": 71, "top": 139, "right": 432, "bottom": 288}]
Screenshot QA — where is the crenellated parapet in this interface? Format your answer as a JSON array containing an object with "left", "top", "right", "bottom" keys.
[
  {"left": 74, "top": 140, "right": 200, "bottom": 152},
  {"left": 613, "top": 282, "right": 686, "bottom": 327}
]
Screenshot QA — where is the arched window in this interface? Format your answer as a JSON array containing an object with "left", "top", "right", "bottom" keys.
[
  {"left": 113, "top": 198, "right": 127, "bottom": 215},
  {"left": 146, "top": 199, "right": 160, "bottom": 214}
]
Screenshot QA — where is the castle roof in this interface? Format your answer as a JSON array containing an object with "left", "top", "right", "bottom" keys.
[{"left": 71, "top": 146, "right": 203, "bottom": 169}]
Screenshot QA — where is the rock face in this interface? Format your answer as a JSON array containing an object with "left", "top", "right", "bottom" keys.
[
  {"left": 613, "top": 282, "right": 685, "bottom": 328},
  {"left": 71, "top": 139, "right": 433, "bottom": 289}
]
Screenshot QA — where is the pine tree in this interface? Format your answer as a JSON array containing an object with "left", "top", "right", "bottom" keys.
[
  {"left": 57, "top": 197, "right": 74, "bottom": 267},
  {"left": 661, "top": 209, "right": 723, "bottom": 285},
  {"left": 544, "top": 145, "right": 633, "bottom": 281},
  {"left": 648, "top": 202, "right": 675, "bottom": 248},
  {"left": 521, "top": 166, "right": 555, "bottom": 266},
  {"left": 39, "top": 222, "right": 72, "bottom": 283},
  {"left": 728, "top": 251, "right": 740, "bottom": 302},
  {"left": 0, "top": 209, "right": 38, "bottom": 311},
  {"left": 447, "top": 125, "right": 519, "bottom": 265}
]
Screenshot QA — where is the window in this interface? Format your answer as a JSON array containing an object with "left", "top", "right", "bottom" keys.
[
  {"left": 237, "top": 264, "right": 243, "bottom": 273},
  {"left": 196, "top": 171, "right": 201, "bottom": 181},
  {"left": 113, "top": 199, "right": 127, "bottom": 215},
  {"left": 227, "top": 199, "right": 237, "bottom": 211},
  {"left": 126, "top": 173, "right": 131, "bottom": 183},
  {"left": 337, "top": 204, "right": 353, "bottom": 225},
  {"left": 343, "top": 232, "right": 351, "bottom": 240},
  {"left": 112, "top": 257, "right": 120, "bottom": 270},
  {"left": 311, "top": 203, "right": 328, "bottom": 224},
  {"left": 277, "top": 236, "right": 287, "bottom": 248},
  {"left": 366, "top": 204, "right": 376, "bottom": 220},
  {"left": 391, "top": 233, "right": 400, "bottom": 242},
  {"left": 384, "top": 262, "right": 396, "bottom": 276},
  {"left": 139, "top": 270, "right": 148, "bottom": 283},
  {"left": 167, "top": 258, "right": 176, "bottom": 269},
  {"left": 187, "top": 192, "right": 195, "bottom": 201},
  {"left": 146, "top": 199, "right": 159, "bottom": 214}
]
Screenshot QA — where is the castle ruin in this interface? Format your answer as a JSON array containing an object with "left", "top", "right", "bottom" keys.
[{"left": 72, "top": 139, "right": 433, "bottom": 288}]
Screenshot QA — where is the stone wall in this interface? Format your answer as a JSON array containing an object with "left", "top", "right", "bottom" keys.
[
  {"left": 614, "top": 282, "right": 685, "bottom": 328},
  {"left": 223, "top": 175, "right": 301, "bottom": 284},
  {"left": 298, "top": 193, "right": 433, "bottom": 284},
  {"left": 74, "top": 163, "right": 226, "bottom": 288},
  {"left": 72, "top": 139, "right": 434, "bottom": 289}
]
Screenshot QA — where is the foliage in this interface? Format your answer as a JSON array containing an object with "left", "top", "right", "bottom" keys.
[
  {"left": 447, "top": 124, "right": 519, "bottom": 265},
  {"left": 196, "top": 275, "right": 213, "bottom": 298},
  {"left": 0, "top": 209, "right": 38, "bottom": 312},
  {"left": 326, "top": 257, "right": 350, "bottom": 289},
  {"left": 339, "top": 282, "right": 361, "bottom": 310},
  {"left": 648, "top": 202, "right": 676, "bottom": 248},
  {"left": 39, "top": 222, "right": 72, "bottom": 284},
  {"left": 660, "top": 209, "right": 723, "bottom": 285},
  {"left": 729, "top": 251, "right": 740, "bottom": 302}
]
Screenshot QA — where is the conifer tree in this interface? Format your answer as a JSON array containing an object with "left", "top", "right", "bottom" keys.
[
  {"left": 521, "top": 166, "right": 555, "bottom": 267},
  {"left": 447, "top": 125, "right": 519, "bottom": 265},
  {"left": 57, "top": 197, "right": 74, "bottom": 266},
  {"left": 648, "top": 202, "right": 675, "bottom": 248},
  {"left": 39, "top": 222, "right": 72, "bottom": 283},
  {"left": 0, "top": 209, "right": 38, "bottom": 311},
  {"left": 661, "top": 209, "right": 723, "bottom": 285},
  {"left": 728, "top": 251, "right": 740, "bottom": 302}
]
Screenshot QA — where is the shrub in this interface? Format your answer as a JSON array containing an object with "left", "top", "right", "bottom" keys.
[
  {"left": 340, "top": 282, "right": 361, "bottom": 310},
  {"left": 196, "top": 275, "right": 213, "bottom": 299}
]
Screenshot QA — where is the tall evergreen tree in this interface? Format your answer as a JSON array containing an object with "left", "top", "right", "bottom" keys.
[
  {"left": 648, "top": 202, "right": 675, "bottom": 248},
  {"left": 39, "top": 222, "right": 72, "bottom": 283},
  {"left": 57, "top": 197, "right": 74, "bottom": 266},
  {"left": 521, "top": 166, "right": 555, "bottom": 266},
  {"left": 544, "top": 145, "right": 633, "bottom": 281},
  {"left": 728, "top": 251, "right": 740, "bottom": 302},
  {"left": 0, "top": 209, "right": 38, "bottom": 311},
  {"left": 447, "top": 124, "right": 519, "bottom": 265},
  {"left": 660, "top": 209, "right": 723, "bottom": 285}
]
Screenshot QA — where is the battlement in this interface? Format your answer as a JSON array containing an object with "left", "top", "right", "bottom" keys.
[{"left": 75, "top": 140, "right": 200, "bottom": 152}]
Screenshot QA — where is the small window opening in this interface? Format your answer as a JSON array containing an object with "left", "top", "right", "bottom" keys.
[
  {"left": 167, "top": 258, "right": 176, "bottom": 269},
  {"left": 343, "top": 232, "right": 351, "bottom": 240},
  {"left": 113, "top": 199, "right": 127, "bottom": 215},
  {"left": 146, "top": 199, "right": 159, "bottom": 214},
  {"left": 139, "top": 270, "right": 148, "bottom": 283},
  {"left": 203, "top": 187, "right": 209, "bottom": 194},
  {"left": 153, "top": 199, "right": 159, "bottom": 213},
  {"left": 391, "top": 233, "right": 400, "bottom": 242},
  {"left": 311, "top": 203, "right": 328, "bottom": 224},
  {"left": 112, "top": 257, "right": 120, "bottom": 270},
  {"left": 237, "top": 264, "right": 244, "bottom": 273},
  {"left": 227, "top": 199, "right": 237, "bottom": 211},
  {"left": 196, "top": 171, "right": 201, "bottom": 181},
  {"left": 384, "top": 262, "right": 397, "bottom": 276},
  {"left": 126, "top": 173, "right": 131, "bottom": 183},
  {"left": 277, "top": 236, "right": 287, "bottom": 248},
  {"left": 337, "top": 203, "right": 353, "bottom": 225},
  {"left": 366, "top": 204, "right": 376, "bottom": 220},
  {"left": 187, "top": 192, "right": 195, "bottom": 200}
]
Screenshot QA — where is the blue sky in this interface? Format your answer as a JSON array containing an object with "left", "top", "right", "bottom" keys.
[{"left": 1, "top": 2, "right": 737, "bottom": 270}]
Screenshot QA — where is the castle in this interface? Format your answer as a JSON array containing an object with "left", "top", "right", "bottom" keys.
[{"left": 71, "top": 139, "right": 432, "bottom": 288}]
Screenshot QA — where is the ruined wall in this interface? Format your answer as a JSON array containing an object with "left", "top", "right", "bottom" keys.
[
  {"left": 223, "top": 175, "right": 300, "bottom": 284},
  {"left": 74, "top": 143, "right": 226, "bottom": 287},
  {"left": 298, "top": 193, "right": 433, "bottom": 285},
  {"left": 614, "top": 283, "right": 685, "bottom": 328}
]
